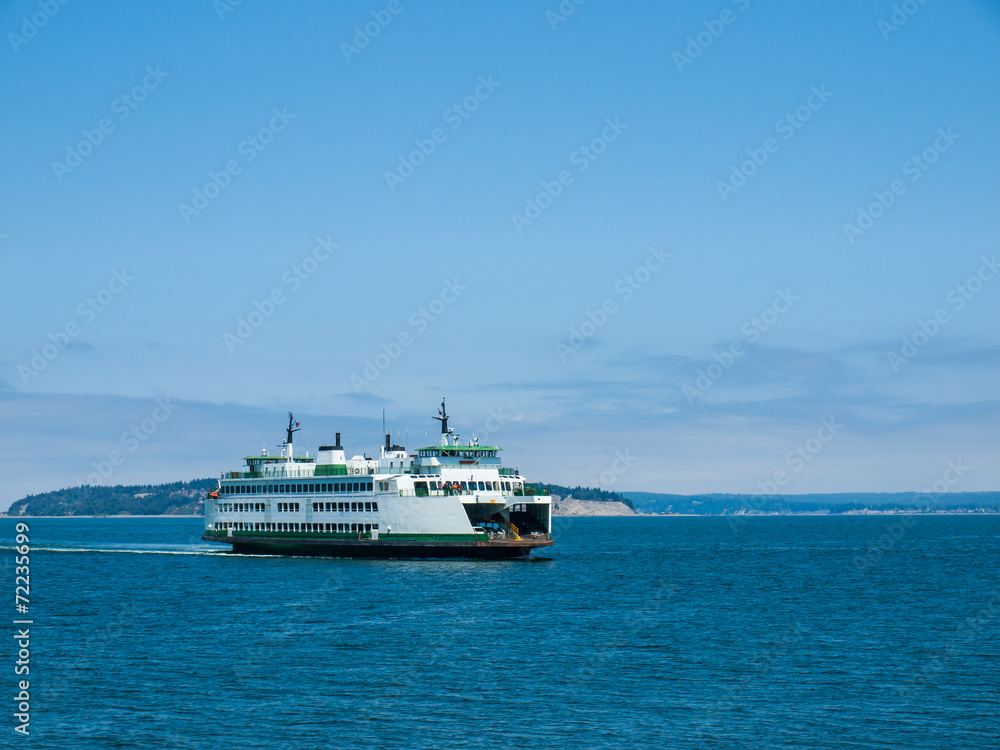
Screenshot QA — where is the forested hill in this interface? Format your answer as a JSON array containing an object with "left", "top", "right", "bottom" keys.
[{"left": 4, "top": 479, "right": 216, "bottom": 517}]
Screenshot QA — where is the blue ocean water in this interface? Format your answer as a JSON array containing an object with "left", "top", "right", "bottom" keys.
[{"left": 2, "top": 514, "right": 998, "bottom": 749}]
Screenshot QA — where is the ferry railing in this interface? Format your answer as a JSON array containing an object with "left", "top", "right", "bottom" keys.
[
  {"left": 396, "top": 489, "right": 472, "bottom": 497},
  {"left": 395, "top": 488, "right": 550, "bottom": 499},
  {"left": 225, "top": 469, "right": 374, "bottom": 479}
]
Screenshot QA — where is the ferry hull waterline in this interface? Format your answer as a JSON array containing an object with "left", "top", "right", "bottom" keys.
[{"left": 202, "top": 399, "right": 553, "bottom": 559}]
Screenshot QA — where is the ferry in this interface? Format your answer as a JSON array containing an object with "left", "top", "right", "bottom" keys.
[{"left": 202, "top": 400, "right": 553, "bottom": 558}]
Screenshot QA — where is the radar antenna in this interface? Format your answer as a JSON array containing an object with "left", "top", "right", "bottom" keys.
[
  {"left": 286, "top": 411, "right": 301, "bottom": 446},
  {"left": 433, "top": 398, "right": 449, "bottom": 435},
  {"left": 432, "top": 398, "right": 455, "bottom": 446}
]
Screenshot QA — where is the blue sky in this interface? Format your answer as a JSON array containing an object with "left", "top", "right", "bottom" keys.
[{"left": 2, "top": 0, "right": 999, "bottom": 510}]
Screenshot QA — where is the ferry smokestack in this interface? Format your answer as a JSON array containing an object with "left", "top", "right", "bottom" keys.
[
  {"left": 385, "top": 433, "right": 391, "bottom": 450},
  {"left": 335, "top": 432, "right": 341, "bottom": 449}
]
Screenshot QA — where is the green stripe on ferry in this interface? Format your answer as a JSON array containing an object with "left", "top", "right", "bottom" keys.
[{"left": 207, "top": 530, "right": 483, "bottom": 542}]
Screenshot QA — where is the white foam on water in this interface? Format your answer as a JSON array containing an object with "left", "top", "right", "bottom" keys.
[{"left": 0, "top": 545, "right": 277, "bottom": 558}]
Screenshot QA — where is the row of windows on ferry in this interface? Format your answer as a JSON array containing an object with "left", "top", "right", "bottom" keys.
[
  {"left": 217, "top": 522, "right": 378, "bottom": 533},
  {"left": 222, "top": 480, "right": 372, "bottom": 495},
  {"left": 216, "top": 501, "right": 379, "bottom": 513},
  {"left": 400, "top": 480, "right": 514, "bottom": 491},
  {"left": 416, "top": 449, "right": 498, "bottom": 458}
]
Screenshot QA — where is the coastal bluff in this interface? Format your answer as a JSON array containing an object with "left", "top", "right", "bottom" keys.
[{"left": 551, "top": 494, "right": 636, "bottom": 517}]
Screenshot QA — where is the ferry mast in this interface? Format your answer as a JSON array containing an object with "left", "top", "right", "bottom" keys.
[
  {"left": 284, "top": 411, "right": 300, "bottom": 462},
  {"left": 432, "top": 397, "right": 455, "bottom": 447}
]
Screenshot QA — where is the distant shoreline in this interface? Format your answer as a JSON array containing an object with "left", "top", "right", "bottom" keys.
[
  {"left": 7, "top": 481, "right": 998, "bottom": 518},
  {"left": 5, "top": 511, "right": 1000, "bottom": 519}
]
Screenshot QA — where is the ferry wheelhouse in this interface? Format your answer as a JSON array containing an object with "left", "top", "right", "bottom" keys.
[{"left": 202, "top": 400, "right": 553, "bottom": 558}]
